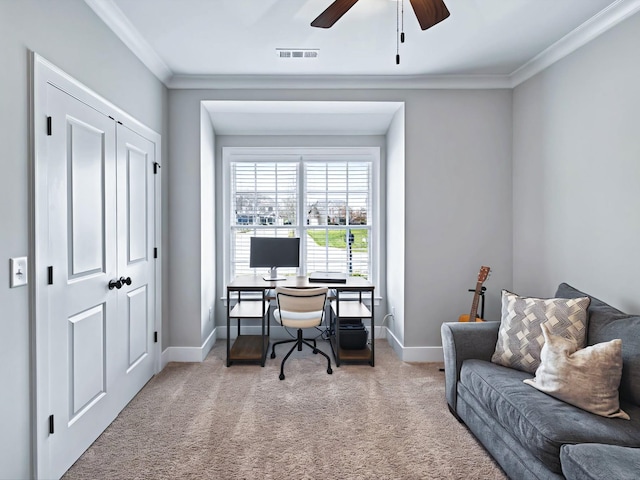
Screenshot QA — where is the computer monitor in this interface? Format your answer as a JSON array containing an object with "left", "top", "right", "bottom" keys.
[{"left": 249, "top": 237, "right": 300, "bottom": 281}]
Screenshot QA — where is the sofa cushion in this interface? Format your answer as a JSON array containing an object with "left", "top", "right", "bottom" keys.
[
  {"left": 561, "top": 444, "right": 640, "bottom": 480},
  {"left": 523, "top": 323, "right": 629, "bottom": 419},
  {"left": 555, "top": 283, "right": 640, "bottom": 406},
  {"left": 591, "top": 315, "right": 640, "bottom": 406},
  {"left": 492, "top": 290, "right": 589, "bottom": 374},
  {"left": 555, "top": 283, "right": 615, "bottom": 310},
  {"left": 460, "top": 359, "right": 640, "bottom": 474}
]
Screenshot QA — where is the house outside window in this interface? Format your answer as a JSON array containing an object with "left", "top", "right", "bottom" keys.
[{"left": 223, "top": 147, "right": 379, "bottom": 284}]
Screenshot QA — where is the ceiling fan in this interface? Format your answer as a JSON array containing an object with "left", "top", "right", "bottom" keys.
[{"left": 311, "top": 0, "right": 450, "bottom": 30}]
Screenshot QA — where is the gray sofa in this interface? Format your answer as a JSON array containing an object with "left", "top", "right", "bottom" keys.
[{"left": 441, "top": 283, "right": 640, "bottom": 480}]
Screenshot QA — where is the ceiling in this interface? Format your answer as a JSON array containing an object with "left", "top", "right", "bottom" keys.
[
  {"left": 86, "top": 0, "right": 640, "bottom": 89},
  {"left": 85, "top": 0, "right": 639, "bottom": 135}
]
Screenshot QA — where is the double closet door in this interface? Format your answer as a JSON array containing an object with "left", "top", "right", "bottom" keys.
[{"left": 41, "top": 78, "right": 158, "bottom": 479}]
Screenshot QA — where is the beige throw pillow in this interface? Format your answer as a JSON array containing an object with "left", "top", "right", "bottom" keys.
[
  {"left": 524, "top": 323, "right": 629, "bottom": 420},
  {"left": 491, "top": 291, "right": 589, "bottom": 373}
]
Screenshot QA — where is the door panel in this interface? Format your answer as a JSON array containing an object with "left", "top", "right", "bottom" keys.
[
  {"left": 126, "top": 146, "right": 148, "bottom": 263},
  {"left": 68, "top": 119, "right": 107, "bottom": 277},
  {"left": 127, "top": 286, "right": 148, "bottom": 369},
  {"left": 69, "top": 305, "right": 106, "bottom": 421}
]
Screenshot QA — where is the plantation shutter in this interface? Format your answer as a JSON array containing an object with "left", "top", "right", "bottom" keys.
[
  {"left": 304, "top": 162, "right": 371, "bottom": 278},
  {"left": 230, "top": 162, "right": 298, "bottom": 278}
]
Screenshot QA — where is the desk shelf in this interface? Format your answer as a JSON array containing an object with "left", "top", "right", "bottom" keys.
[
  {"left": 329, "top": 338, "right": 373, "bottom": 363},
  {"left": 229, "top": 300, "right": 270, "bottom": 319},
  {"left": 330, "top": 294, "right": 375, "bottom": 367},
  {"left": 330, "top": 300, "right": 371, "bottom": 318},
  {"left": 229, "top": 335, "right": 270, "bottom": 362},
  {"left": 226, "top": 294, "right": 270, "bottom": 367}
]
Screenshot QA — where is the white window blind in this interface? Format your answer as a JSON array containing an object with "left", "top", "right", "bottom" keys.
[
  {"left": 230, "top": 162, "right": 298, "bottom": 278},
  {"left": 227, "top": 151, "right": 375, "bottom": 282},
  {"left": 305, "top": 162, "right": 371, "bottom": 278}
]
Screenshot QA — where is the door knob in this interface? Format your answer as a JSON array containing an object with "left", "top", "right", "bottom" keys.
[
  {"left": 108, "top": 278, "right": 123, "bottom": 290},
  {"left": 119, "top": 276, "right": 132, "bottom": 286}
]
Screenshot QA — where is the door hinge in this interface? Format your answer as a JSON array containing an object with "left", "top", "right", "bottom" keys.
[
  {"left": 153, "top": 247, "right": 158, "bottom": 259},
  {"left": 49, "top": 414, "right": 54, "bottom": 435},
  {"left": 47, "top": 266, "right": 53, "bottom": 285},
  {"left": 47, "top": 116, "right": 52, "bottom": 136},
  {"left": 153, "top": 162, "right": 161, "bottom": 174},
  {"left": 154, "top": 331, "right": 158, "bottom": 343}
]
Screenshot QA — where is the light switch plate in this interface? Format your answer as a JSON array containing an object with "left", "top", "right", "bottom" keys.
[{"left": 10, "top": 256, "right": 28, "bottom": 288}]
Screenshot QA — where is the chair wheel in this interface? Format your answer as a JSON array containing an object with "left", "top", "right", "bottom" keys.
[
  {"left": 327, "top": 367, "right": 333, "bottom": 375},
  {"left": 313, "top": 349, "right": 318, "bottom": 354},
  {"left": 279, "top": 373, "right": 285, "bottom": 380},
  {"left": 270, "top": 352, "right": 276, "bottom": 359}
]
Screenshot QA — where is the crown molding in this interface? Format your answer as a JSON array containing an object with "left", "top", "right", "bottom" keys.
[
  {"left": 510, "top": 0, "right": 640, "bottom": 87},
  {"left": 87, "top": 0, "right": 640, "bottom": 91},
  {"left": 84, "top": 0, "right": 172, "bottom": 83},
  {"left": 167, "top": 74, "right": 512, "bottom": 90}
]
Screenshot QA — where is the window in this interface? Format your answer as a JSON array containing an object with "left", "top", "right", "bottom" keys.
[{"left": 224, "top": 148, "right": 379, "bottom": 283}]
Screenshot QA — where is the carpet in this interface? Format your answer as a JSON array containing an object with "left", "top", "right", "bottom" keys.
[{"left": 63, "top": 340, "right": 506, "bottom": 479}]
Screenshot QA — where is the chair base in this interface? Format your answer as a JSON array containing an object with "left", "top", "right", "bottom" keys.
[
  {"left": 271, "top": 328, "right": 332, "bottom": 380},
  {"left": 270, "top": 335, "right": 317, "bottom": 357}
]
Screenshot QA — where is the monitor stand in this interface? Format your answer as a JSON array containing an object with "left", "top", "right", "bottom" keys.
[{"left": 263, "top": 266, "right": 285, "bottom": 282}]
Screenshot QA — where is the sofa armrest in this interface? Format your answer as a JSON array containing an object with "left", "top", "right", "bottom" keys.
[{"left": 440, "top": 321, "right": 500, "bottom": 413}]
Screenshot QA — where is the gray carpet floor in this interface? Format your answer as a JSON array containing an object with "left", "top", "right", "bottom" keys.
[{"left": 63, "top": 339, "right": 507, "bottom": 479}]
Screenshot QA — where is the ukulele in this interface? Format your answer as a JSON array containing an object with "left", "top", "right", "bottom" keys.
[{"left": 458, "top": 266, "right": 491, "bottom": 323}]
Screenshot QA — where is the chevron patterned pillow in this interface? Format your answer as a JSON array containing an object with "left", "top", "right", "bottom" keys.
[{"left": 491, "top": 290, "right": 590, "bottom": 373}]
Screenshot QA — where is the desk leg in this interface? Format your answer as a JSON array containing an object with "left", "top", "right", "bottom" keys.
[
  {"left": 334, "top": 295, "right": 341, "bottom": 367},
  {"left": 260, "top": 303, "right": 269, "bottom": 367},
  {"left": 369, "top": 293, "right": 375, "bottom": 367},
  {"left": 226, "top": 292, "right": 231, "bottom": 367}
]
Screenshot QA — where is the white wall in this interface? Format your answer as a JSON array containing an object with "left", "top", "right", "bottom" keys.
[
  {"left": 167, "top": 92, "right": 208, "bottom": 348},
  {"left": 403, "top": 90, "right": 513, "bottom": 346},
  {"left": 200, "top": 107, "right": 216, "bottom": 344},
  {"left": 168, "top": 88, "right": 513, "bottom": 354},
  {"left": 0, "top": 1, "right": 167, "bottom": 478},
  {"left": 513, "top": 11, "right": 640, "bottom": 313},
  {"left": 386, "top": 107, "right": 406, "bottom": 345}
]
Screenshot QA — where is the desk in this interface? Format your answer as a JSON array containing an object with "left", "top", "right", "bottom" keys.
[{"left": 226, "top": 275, "right": 375, "bottom": 367}]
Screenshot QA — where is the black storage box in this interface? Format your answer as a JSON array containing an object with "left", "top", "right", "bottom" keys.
[{"left": 339, "top": 322, "right": 368, "bottom": 350}]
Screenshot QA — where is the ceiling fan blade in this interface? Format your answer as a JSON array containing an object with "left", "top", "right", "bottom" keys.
[
  {"left": 311, "top": 0, "right": 360, "bottom": 28},
  {"left": 409, "top": 0, "right": 450, "bottom": 30}
]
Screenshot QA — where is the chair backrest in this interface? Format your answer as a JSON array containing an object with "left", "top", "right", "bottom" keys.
[{"left": 275, "top": 286, "right": 328, "bottom": 328}]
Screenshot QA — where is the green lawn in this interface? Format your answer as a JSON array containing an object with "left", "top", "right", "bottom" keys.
[{"left": 307, "top": 229, "right": 368, "bottom": 252}]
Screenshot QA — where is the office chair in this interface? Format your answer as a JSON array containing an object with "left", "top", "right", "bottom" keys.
[{"left": 270, "top": 286, "right": 333, "bottom": 380}]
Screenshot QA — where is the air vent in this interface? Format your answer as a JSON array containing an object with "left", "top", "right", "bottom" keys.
[{"left": 276, "top": 49, "right": 319, "bottom": 59}]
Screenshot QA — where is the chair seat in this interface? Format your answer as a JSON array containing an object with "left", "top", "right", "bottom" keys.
[{"left": 274, "top": 309, "right": 324, "bottom": 329}]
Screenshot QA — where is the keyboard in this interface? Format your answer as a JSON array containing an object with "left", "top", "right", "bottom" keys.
[{"left": 308, "top": 271, "right": 348, "bottom": 283}]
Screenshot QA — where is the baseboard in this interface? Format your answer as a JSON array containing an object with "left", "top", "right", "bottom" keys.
[
  {"left": 201, "top": 328, "right": 217, "bottom": 359},
  {"left": 161, "top": 326, "right": 443, "bottom": 364},
  {"left": 385, "top": 327, "right": 444, "bottom": 363},
  {"left": 161, "top": 329, "right": 217, "bottom": 367}
]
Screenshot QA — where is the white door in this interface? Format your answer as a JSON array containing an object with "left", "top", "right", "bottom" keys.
[
  {"left": 45, "top": 84, "right": 156, "bottom": 478},
  {"left": 115, "top": 124, "right": 157, "bottom": 400}
]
